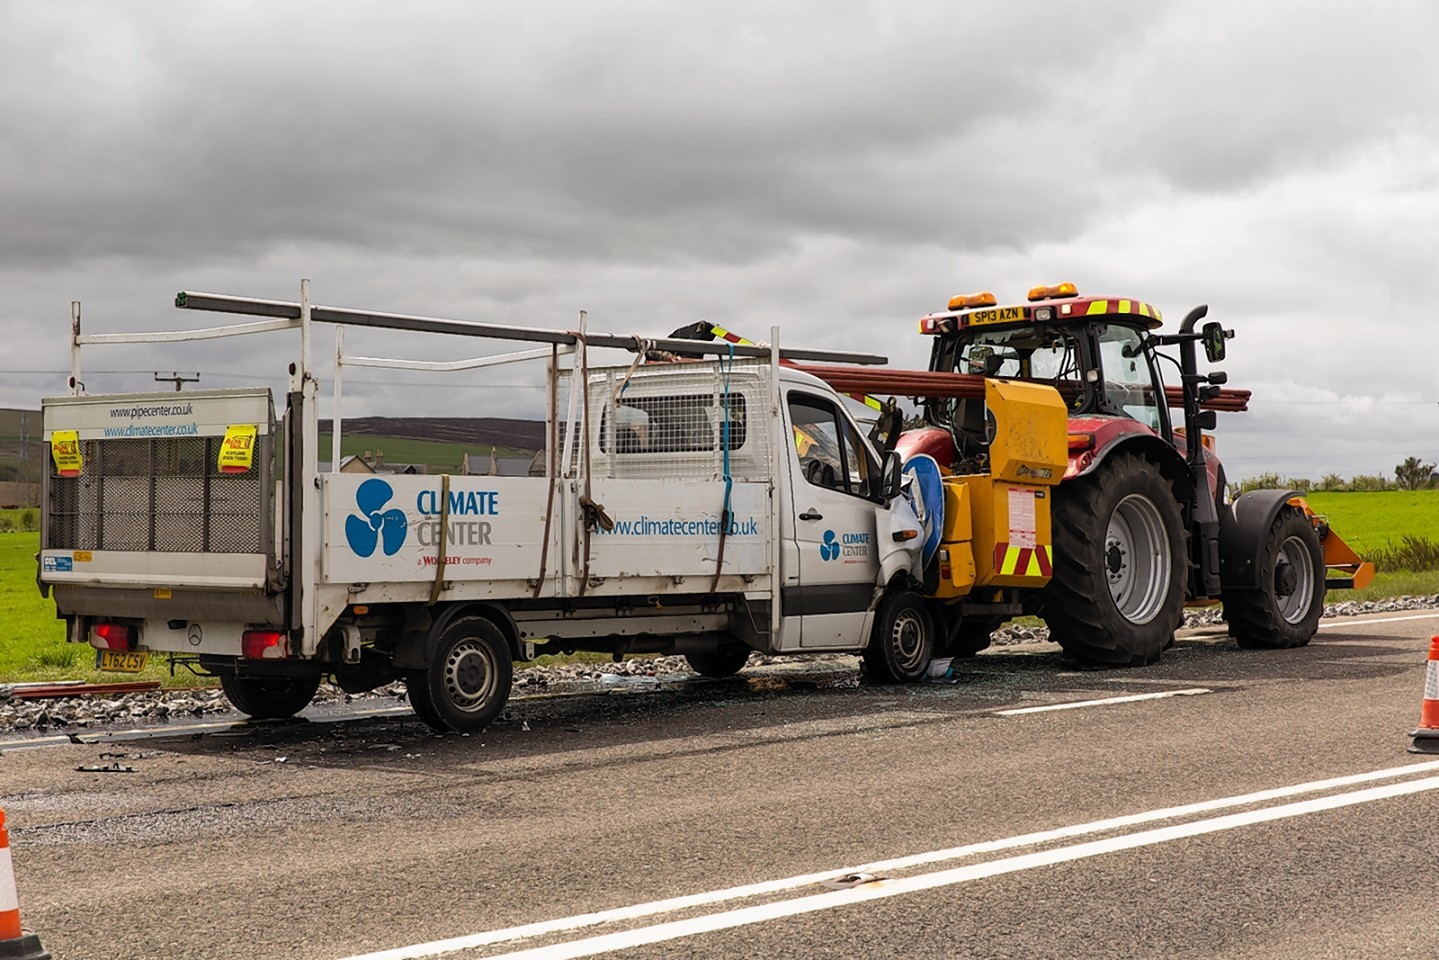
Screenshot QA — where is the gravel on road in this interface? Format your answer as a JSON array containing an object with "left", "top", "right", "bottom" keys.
[{"left": 2, "top": 596, "right": 1433, "bottom": 736}]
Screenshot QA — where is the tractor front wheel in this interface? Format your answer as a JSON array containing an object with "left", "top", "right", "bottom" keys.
[
  {"left": 1042, "top": 452, "right": 1186, "bottom": 667},
  {"left": 1223, "top": 509, "right": 1325, "bottom": 649}
]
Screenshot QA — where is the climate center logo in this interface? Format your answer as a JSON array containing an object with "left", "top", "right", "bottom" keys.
[
  {"left": 346, "top": 478, "right": 408, "bottom": 558},
  {"left": 819, "top": 530, "right": 840, "bottom": 562}
]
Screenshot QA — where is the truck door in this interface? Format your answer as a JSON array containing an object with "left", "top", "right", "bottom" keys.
[{"left": 783, "top": 391, "right": 882, "bottom": 649}]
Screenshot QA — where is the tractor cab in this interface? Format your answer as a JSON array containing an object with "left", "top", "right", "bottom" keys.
[{"left": 918, "top": 284, "right": 1175, "bottom": 453}]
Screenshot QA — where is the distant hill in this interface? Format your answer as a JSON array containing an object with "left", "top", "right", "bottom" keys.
[{"left": 318, "top": 417, "right": 545, "bottom": 451}]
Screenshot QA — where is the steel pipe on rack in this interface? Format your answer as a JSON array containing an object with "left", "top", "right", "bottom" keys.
[{"left": 792, "top": 364, "right": 1250, "bottom": 412}]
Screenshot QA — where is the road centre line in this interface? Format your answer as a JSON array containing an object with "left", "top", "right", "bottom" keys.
[
  {"left": 1318, "top": 612, "right": 1439, "bottom": 629},
  {"left": 470, "top": 775, "right": 1439, "bottom": 960},
  {"left": 994, "top": 688, "right": 1211, "bottom": 715},
  {"left": 337, "top": 759, "right": 1439, "bottom": 960}
]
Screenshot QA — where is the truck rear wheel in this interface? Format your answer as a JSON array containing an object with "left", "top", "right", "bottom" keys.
[
  {"left": 1042, "top": 452, "right": 1186, "bottom": 667},
  {"left": 406, "top": 617, "right": 513, "bottom": 733},
  {"left": 863, "top": 590, "right": 934, "bottom": 683},
  {"left": 1223, "top": 509, "right": 1325, "bottom": 649},
  {"left": 685, "top": 647, "right": 752, "bottom": 678},
  {"left": 220, "top": 674, "right": 320, "bottom": 720}
]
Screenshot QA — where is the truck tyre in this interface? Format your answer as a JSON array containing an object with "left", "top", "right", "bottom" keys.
[
  {"left": 685, "top": 648, "right": 752, "bottom": 678},
  {"left": 406, "top": 616, "right": 513, "bottom": 733},
  {"left": 1223, "top": 509, "right": 1325, "bottom": 649},
  {"left": 220, "top": 674, "right": 320, "bottom": 720},
  {"left": 1042, "top": 452, "right": 1186, "bottom": 667},
  {"left": 863, "top": 590, "right": 934, "bottom": 683}
]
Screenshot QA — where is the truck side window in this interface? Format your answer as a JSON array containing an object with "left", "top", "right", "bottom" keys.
[{"left": 788, "top": 393, "right": 876, "bottom": 499}]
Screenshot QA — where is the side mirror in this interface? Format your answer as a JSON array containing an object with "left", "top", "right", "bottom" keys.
[
  {"left": 1201, "top": 321, "right": 1229, "bottom": 363},
  {"left": 882, "top": 451, "right": 903, "bottom": 500}
]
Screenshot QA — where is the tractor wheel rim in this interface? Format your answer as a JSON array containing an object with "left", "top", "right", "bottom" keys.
[
  {"left": 443, "top": 639, "right": 498, "bottom": 713},
  {"left": 1275, "top": 535, "right": 1316, "bottom": 624},
  {"left": 1105, "top": 493, "right": 1170, "bottom": 625},
  {"left": 889, "top": 608, "right": 927, "bottom": 673}
]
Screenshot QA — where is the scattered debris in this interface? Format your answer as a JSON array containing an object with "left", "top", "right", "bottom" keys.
[{"left": 76, "top": 761, "right": 135, "bottom": 773}]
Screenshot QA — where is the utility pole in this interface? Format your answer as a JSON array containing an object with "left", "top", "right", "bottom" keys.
[
  {"left": 20, "top": 412, "right": 35, "bottom": 508},
  {"left": 155, "top": 371, "right": 200, "bottom": 391}
]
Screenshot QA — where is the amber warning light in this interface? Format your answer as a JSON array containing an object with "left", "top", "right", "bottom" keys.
[{"left": 1027, "top": 282, "right": 1079, "bottom": 301}]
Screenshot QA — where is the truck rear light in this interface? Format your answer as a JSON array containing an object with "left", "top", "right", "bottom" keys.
[
  {"left": 938, "top": 548, "right": 952, "bottom": 582},
  {"left": 242, "top": 630, "right": 288, "bottom": 659},
  {"left": 90, "top": 622, "right": 134, "bottom": 651}
]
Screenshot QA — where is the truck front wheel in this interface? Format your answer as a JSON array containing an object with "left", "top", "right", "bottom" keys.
[
  {"left": 406, "top": 617, "right": 513, "bottom": 733},
  {"left": 220, "top": 674, "right": 321, "bottom": 720},
  {"left": 863, "top": 590, "right": 934, "bottom": 683},
  {"left": 1042, "top": 452, "right": 1186, "bottom": 667},
  {"left": 1223, "top": 509, "right": 1325, "bottom": 649}
]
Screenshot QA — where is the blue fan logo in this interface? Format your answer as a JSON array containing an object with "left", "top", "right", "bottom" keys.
[
  {"left": 345, "top": 478, "right": 408, "bottom": 557},
  {"left": 819, "top": 530, "right": 840, "bottom": 562}
]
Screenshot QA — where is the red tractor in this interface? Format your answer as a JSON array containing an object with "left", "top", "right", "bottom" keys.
[{"left": 881, "top": 284, "right": 1371, "bottom": 667}]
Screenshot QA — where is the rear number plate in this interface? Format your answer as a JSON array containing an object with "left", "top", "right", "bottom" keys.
[{"left": 96, "top": 650, "right": 149, "bottom": 673}]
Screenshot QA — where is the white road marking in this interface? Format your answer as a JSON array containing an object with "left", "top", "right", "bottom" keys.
[
  {"left": 337, "top": 759, "right": 1439, "bottom": 960},
  {"left": 993, "top": 688, "right": 1211, "bottom": 715},
  {"left": 1319, "top": 613, "right": 1439, "bottom": 629},
  {"left": 470, "top": 775, "right": 1439, "bottom": 960}
]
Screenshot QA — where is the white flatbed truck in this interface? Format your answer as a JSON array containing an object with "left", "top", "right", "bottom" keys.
[{"left": 37, "top": 284, "right": 930, "bottom": 731}]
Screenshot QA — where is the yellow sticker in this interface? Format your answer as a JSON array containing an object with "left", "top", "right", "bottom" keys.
[
  {"left": 218, "top": 424, "right": 258, "bottom": 474},
  {"left": 51, "top": 429, "right": 83, "bottom": 477},
  {"left": 153, "top": 588, "right": 172, "bottom": 599},
  {"left": 74, "top": 551, "right": 92, "bottom": 562}
]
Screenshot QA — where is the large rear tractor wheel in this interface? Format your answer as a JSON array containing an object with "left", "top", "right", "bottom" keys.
[
  {"left": 863, "top": 590, "right": 934, "bottom": 683},
  {"left": 1042, "top": 452, "right": 1187, "bottom": 667},
  {"left": 1223, "top": 509, "right": 1325, "bottom": 649},
  {"left": 220, "top": 674, "right": 321, "bottom": 720},
  {"left": 406, "top": 616, "right": 513, "bottom": 733}
]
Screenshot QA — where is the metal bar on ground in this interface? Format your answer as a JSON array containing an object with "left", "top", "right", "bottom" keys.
[{"left": 10, "top": 681, "right": 161, "bottom": 700}]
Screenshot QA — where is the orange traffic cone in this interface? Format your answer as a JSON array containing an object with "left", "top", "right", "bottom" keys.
[
  {"left": 0, "top": 809, "right": 50, "bottom": 960},
  {"left": 1409, "top": 637, "right": 1439, "bottom": 755}
]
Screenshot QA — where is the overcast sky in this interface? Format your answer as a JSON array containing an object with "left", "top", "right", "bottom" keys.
[{"left": 3, "top": 0, "right": 1436, "bottom": 480}]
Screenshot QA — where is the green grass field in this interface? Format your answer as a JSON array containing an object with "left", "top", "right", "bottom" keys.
[
  {"left": 1303, "top": 490, "right": 1439, "bottom": 557},
  {"left": 3, "top": 492, "right": 1438, "bottom": 686},
  {"left": 0, "top": 514, "right": 208, "bottom": 686}
]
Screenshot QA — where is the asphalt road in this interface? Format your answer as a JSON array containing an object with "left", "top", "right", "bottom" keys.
[{"left": 3, "top": 610, "right": 1438, "bottom": 960}]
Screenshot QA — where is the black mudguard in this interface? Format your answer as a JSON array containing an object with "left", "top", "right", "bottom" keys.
[
  {"left": 390, "top": 601, "right": 524, "bottom": 669},
  {"left": 1218, "top": 489, "right": 1302, "bottom": 590}
]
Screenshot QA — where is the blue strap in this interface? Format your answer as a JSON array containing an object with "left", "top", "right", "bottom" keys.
[{"left": 720, "top": 343, "right": 734, "bottom": 531}]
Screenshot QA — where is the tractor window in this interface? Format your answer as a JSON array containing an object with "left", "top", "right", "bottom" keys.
[
  {"left": 1097, "top": 325, "right": 1162, "bottom": 431},
  {"left": 951, "top": 327, "right": 1083, "bottom": 406}
]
